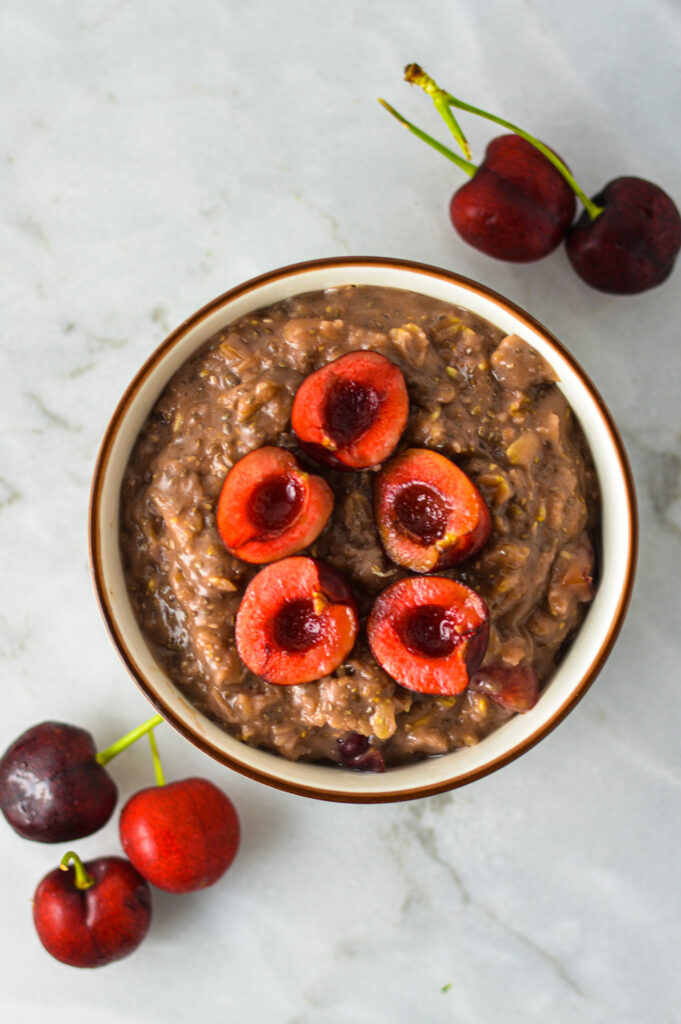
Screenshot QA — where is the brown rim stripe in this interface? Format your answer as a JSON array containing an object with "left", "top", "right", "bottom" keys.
[{"left": 89, "top": 256, "right": 638, "bottom": 803}]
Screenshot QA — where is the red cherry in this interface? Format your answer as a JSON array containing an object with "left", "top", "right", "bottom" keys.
[
  {"left": 0, "top": 722, "right": 117, "bottom": 843},
  {"left": 291, "top": 351, "right": 409, "bottom": 470},
  {"left": 367, "top": 576, "right": 489, "bottom": 695},
  {"left": 217, "top": 446, "right": 333, "bottom": 564},
  {"left": 566, "top": 177, "right": 681, "bottom": 293},
  {"left": 33, "top": 853, "right": 151, "bottom": 968},
  {"left": 450, "top": 134, "right": 576, "bottom": 262},
  {"left": 235, "top": 557, "right": 359, "bottom": 685},
  {"left": 374, "top": 448, "right": 491, "bottom": 572},
  {"left": 119, "top": 778, "right": 240, "bottom": 894}
]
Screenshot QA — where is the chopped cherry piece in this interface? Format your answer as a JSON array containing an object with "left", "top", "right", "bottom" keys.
[
  {"left": 374, "top": 448, "right": 491, "bottom": 572},
  {"left": 469, "top": 663, "right": 539, "bottom": 712},
  {"left": 291, "top": 351, "right": 409, "bottom": 470},
  {"left": 217, "top": 446, "right": 333, "bottom": 564},
  {"left": 338, "top": 733, "right": 386, "bottom": 773},
  {"left": 367, "top": 577, "right": 489, "bottom": 695},
  {"left": 235, "top": 557, "right": 359, "bottom": 685}
]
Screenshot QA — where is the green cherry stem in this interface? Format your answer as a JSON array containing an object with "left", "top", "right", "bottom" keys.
[
  {"left": 378, "top": 99, "right": 477, "bottom": 177},
  {"left": 405, "top": 63, "right": 604, "bottom": 221},
  {"left": 148, "top": 728, "right": 166, "bottom": 787},
  {"left": 403, "top": 64, "right": 472, "bottom": 160},
  {"left": 95, "top": 714, "right": 164, "bottom": 767},
  {"left": 60, "top": 851, "right": 95, "bottom": 890}
]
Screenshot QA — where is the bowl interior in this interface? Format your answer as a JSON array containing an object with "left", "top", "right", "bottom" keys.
[{"left": 91, "top": 259, "right": 636, "bottom": 801}]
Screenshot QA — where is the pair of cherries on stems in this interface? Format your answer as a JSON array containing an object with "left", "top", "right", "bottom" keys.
[
  {"left": 0, "top": 717, "right": 240, "bottom": 967},
  {"left": 380, "top": 64, "right": 681, "bottom": 294}
]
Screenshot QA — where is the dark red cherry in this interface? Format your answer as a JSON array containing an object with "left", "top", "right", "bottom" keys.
[
  {"left": 566, "top": 176, "right": 681, "bottom": 294},
  {"left": 33, "top": 852, "right": 151, "bottom": 968},
  {"left": 450, "top": 134, "right": 576, "bottom": 262}
]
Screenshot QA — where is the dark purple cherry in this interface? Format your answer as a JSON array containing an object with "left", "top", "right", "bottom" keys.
[
  {"left": 566, "top": 177, "right": 681, "bottom": 294},
  {"left": 338, "top": 733, "right": 386, "bottom": 773},
  {"left": 0, "top": 716, "right": 162, "bottom": 843},
  {"left": 0, "top": 722, "right": 117, "bottom": 843}
]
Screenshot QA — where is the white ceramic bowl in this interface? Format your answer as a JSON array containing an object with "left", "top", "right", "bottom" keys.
[{"left": 90, "top": 257, "right": 637, "bottom": 802}]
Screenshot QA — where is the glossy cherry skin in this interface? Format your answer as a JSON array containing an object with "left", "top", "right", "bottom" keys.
[
  {"left": 450, "top": 134, "right": 576, "bottom": 262},
  {"left": 33, "top": 856, "right": 151, "bottom": 968},
  {"left": 565, "top": 176, "right": 681, "bottom": 294},
  {"left": 0, "top": 722, "right": 117, "bottom": 843},
  {"left": 119, "top": 778, "right": 240, "bottom": 894}
]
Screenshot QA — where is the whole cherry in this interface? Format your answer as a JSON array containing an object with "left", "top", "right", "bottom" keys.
[
  {"left": 566, "top": 176, "right": 681, "bottom": 293},
  {"left": 449, "top": 134, "right": 576, "bottom": 262},
  {"left": 0, "top": 716, "right": 162, "bottom": 843},
  {"left": 119, "top": 732, "right": 240, "bottom": 893},
  {"left": 33, "top": 850, "right": 152, "bottom": 968},
  {"left": 380, "top": 65, "right": 577, "bottom": 262}
]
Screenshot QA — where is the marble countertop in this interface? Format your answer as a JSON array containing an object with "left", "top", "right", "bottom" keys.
[{"left": 1, "top": 1, "right": 680, "bottom": 1020}]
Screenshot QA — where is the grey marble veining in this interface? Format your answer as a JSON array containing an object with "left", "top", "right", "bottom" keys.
[{"left": 1, "top": 1, "right": 680, "bottom": 1021}]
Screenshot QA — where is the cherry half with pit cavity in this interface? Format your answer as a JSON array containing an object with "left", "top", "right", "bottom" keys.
[
  {"left": 217, "top": 446, "right": 333, "bottom": 564},
  {"left": 375, "top": 448, "right": 491, "bottom": 573},
  {"left": 33, "top": 851, "right": 152, "bottom": 968},
  {"left": 235, "top": 557, "right": 359, "bottom": 685},
  {"left": 291, "top": 351, "right": 409, "bottom": 470},
  {"left": 367, "top": 576, "right": 489, "bottom": 695}
]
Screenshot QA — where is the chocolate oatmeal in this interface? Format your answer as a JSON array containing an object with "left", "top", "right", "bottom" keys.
[{"left": 119, "top": 285, "right": 599, "bottom": 767}]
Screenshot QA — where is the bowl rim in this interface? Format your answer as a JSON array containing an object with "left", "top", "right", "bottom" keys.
[{"left": 89, "top": 256, "right": 638, "bottom": 803}]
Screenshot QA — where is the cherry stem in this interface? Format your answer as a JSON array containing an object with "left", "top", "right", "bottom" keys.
[
  {"left": 405, "top": 63, "right": 604, "bottom": 221},
  {"left": 95, "top": 714, "right": 164, "bottom": 766},
  {"left": 404, "top": 64, "right": 472, "bottom": 160},
  {"left": 148, "top": 728, "right": 166, "bottom": 787},
  {"left": 60, "top": 851, "right": 95, "bottom": 890},
  {"left": 378, "top": 99, "right": 477, "bottom": 178}
]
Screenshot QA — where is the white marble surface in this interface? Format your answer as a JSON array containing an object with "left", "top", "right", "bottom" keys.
[{"left": 1, "top": 1, "right": 680, "bottom": 1020}]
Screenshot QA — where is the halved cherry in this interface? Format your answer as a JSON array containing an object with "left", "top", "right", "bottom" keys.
[
  {"left": 374, "top": 448, "right": 491, "bottom": 572},
  {"left": 217, "top": 447, "right": 333, "bottom": 564},
  {"left": 235, "top": 557, "right": 359, "bottom": 685},
  {"left": 469, "top": 663, "right": 539, "bottom": 712},
  {"left": 291, "top": 351, "right": 409, "bottom": 470},
  {"left": 367, "top": 577, "right": 489, "bottom": 695}
]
